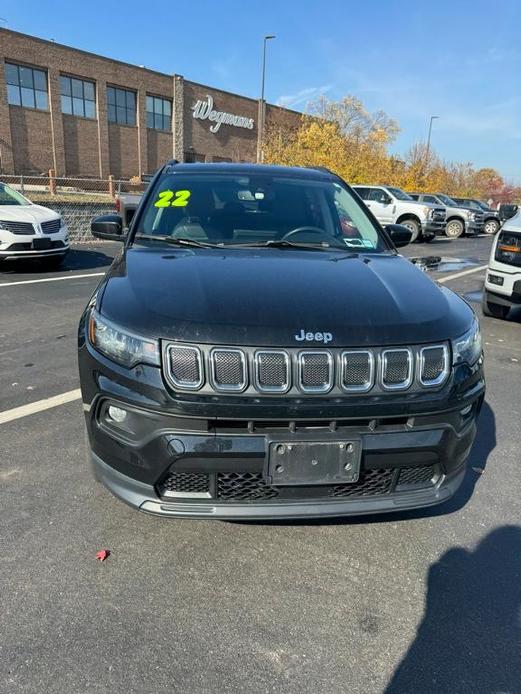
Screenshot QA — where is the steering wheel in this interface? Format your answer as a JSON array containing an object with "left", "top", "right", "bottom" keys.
[{"left": 281, "top": 226, "right": 328, "bottom": 241}]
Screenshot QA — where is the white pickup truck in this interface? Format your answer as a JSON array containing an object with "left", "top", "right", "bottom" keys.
[
  {"left": 483, "top": 211, "right": 521, "bottom": 319},
  {"left": 352, "top": 185, "right": 446, "bottom": 243}
]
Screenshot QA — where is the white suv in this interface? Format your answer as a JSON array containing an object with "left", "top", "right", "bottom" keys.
[
  {"left": 483, "top": 211, "right": 521, "bottom": 319},
  {"left": 353, "top": 185, "right": 446, "bottom": 242},
  {"left": 0, "top": 182, "right": 69, "bottom": 268}
]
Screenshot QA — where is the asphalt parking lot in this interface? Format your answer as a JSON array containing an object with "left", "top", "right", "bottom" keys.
[{"left": 1, "top": 234, "right": 520, "bottom": 693}]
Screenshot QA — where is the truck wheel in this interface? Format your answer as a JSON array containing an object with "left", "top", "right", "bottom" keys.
[
  {"left": 445, "top": 219, "right": 464, "bottom": 238},
  {"left": 481, "top": 292, "right": 510, "bottom": 319},
  {"left": 399, "top": 219, "right": 420, "bottom": 243},
  {"left": 484, "top": 219, "right": 500, "bottom": 235}
]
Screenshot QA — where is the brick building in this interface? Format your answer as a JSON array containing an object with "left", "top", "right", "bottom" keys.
[{"left": 0, "top": 28, "right": 302, "bottom": 179}]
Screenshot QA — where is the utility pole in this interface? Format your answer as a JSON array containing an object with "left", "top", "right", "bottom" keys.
[
  {"left": 257, "top": 35, "right": 276, "bottom": 163},
  {"left": 426, "top": 115, "right": 439, "bottom": 163}
]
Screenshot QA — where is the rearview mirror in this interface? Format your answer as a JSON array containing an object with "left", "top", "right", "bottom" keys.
[
  {"left": 91, "top": 214, "right": 125, "bottom": 241},
  {"left": 385, "top": 224, "right": 412, "bottom": 248}
]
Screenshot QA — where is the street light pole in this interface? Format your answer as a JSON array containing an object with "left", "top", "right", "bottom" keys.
[
  {"left": 425, "top": 115, "right": 439, "bottom": 162},
  {"left": 257, "top": 34, "right": 275, "bottom": 163}
]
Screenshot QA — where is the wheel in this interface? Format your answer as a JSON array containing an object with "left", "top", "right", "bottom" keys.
[
  {"left": 481, "top": 292, "right": 510, "bottom": 319},
  {"left": 422, "top": 233, "right": 435, "bottom": 244},
  {"left": 483, "top": 218, "right": 500, "bottom": 235},
  {"left": 399, "top": 218, "right": 420, "bottom": 243},
  {"left": 445, "top": 219, "right": 464, "bottom": 238},
  {"left": 40, "top": 254, "right": 66, "bottom": 270}
]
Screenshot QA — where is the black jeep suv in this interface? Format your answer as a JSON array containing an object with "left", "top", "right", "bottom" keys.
[{"left": 78, "top": 162, "right": 484, "bottom": 519}]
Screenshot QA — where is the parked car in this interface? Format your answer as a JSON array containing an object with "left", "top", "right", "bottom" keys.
[
  {"left": 0, "top": 182, "right": 69, "bottom": 267},
  {"left": 78, "top": 161, "right": 484, "bottom": 520},
  {"left": 482, "top": 210, "right": 521, "bottom": 319},
  {"left": 451, "top": 197, "right": 501, "bottom": 235},
  {"left": 352, "top": 185, "right": 445, "bottom": 242},
  {"left": 409, "top": 193, "right": 484, "bottom": 238}
]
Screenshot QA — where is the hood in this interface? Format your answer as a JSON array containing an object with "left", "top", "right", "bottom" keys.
[
  {"left": 409, "top": 200, "right": 443, "bottom": 211},
  {"left": 0, "top": 204, "right": 60, "bottom": 224},
  {"left": 98, "top": 245, "right": 474, "bottom": 347}
]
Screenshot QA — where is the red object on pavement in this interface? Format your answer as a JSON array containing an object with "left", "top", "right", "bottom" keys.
[{"left": 95, "top": 549, "right": 110, "bottom": 562}]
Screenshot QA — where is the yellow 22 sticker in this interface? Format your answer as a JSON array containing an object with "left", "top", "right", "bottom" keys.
[{"left": 154, "top": 190, "right": 191, "bottom": 207}]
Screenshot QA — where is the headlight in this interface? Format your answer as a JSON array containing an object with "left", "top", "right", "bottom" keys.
[
  {"left": 88, "top": 309, "right": 160, "bottom": 367},
  {"left": 452, "top": 319, "right": 482, "bottom": 366},
  {"left": 0, "top": 220, "right": 9, "bottom": 231},
  {"left": 422, "top": 206, "right": 430, "bottom": 216}
]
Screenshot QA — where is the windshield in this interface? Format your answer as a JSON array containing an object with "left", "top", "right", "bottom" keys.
[
  {"left": 0, "top": 183, "right": 31, "bottom": 206},
  {"left": 436, "top": 193, "right": 457, "bottom": 207},
  {"left": 135, "top": 172, "right": 388, "bottom": 252},
  {"left": 476, "top": 200, "right": 490, "bottom": 211},
  {"left": 386, "top": 187, "right": 413, "bottom": 201}
]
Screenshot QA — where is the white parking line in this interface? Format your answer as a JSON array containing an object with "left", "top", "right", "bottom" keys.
[
  {"left": 0, "top": 271, "right": 105, "bottom": 287},
  {"left": 0, "top": 389, "right": 82, "bottom": 425},
  {"left": 438, "top": 265, "right": 488, "bottom": 283}
]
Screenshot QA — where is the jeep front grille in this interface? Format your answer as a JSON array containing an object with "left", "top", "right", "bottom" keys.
[
  {"left": 255, "top": 351, "right": 290, "bottom": 392},
  {"left": 298, "top": 351, "right": 333, "bottom": 393},
  {"left": 419, "top": 345, "right": 449, "bottom": 386},
  {"left": 166, "top": 345, "right": 203, "bottom": 390},
  {"left": 162, "top": 342, "right": 450, "bottom": 396},
  {"left": 211, "top": 348, "right": 246, "bottom": 392},
  {"left": 341, "top": 350, "right": 374, "bottom": 392},
  {"left": 381, "top": 349, "right": 413, "bottom": 390}
]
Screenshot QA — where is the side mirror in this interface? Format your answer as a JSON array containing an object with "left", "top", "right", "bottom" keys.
[
  {"left": 385, "top": 223, "right": 413, "bottom": 248},
  {"left": 380, "top": 195, "right": 392, "bottom": 205},
  {"left": 91, "top": 214, "right": 125, "bottom": 241}
]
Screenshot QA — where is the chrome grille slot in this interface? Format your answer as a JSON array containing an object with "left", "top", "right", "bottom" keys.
[
  {"left": 381, "top": 349, "right": 413, "bottom": 390},
  {"left": 41, "top": 219, "right": 61, "bottom": 234},
  {"left": 0, "top": 220, "right": 34, "bottom": 235},
  {"left": 298, "top": 351, "right": 333, "bottom": 393},
  {"left": 255, "top": 350, "right": 290, "bottom": 392},
  {"left": 419, "top": 345, "right": 449, "bottom": 386},
  {"left": 341, "top": 350, "right": 374, "bottom": 392},
  {"left": 166, "top": 345, "right": 203, "bottom": 390},
  {"left": 211, "top": 348, "right": 247, "bottom": 392}
]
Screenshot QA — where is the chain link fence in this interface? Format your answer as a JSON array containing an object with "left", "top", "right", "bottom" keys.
[{"left": 2, "top": 173, "right": 147, "bottom": 243}]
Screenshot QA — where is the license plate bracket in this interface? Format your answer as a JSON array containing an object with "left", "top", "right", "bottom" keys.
[
  {"left": 32, "top": 238, "right": 52, "bottom": 250},
  {"left": 267, "top": 440, "right": 361, "bottom": 486}
]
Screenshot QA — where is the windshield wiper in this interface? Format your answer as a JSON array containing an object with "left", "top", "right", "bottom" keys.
[
  {"left": 133, "top": 234, "right": 221, "bottom": 249},
  {"left": 228, "top": 239, "right": 343, "bottom": 251}
]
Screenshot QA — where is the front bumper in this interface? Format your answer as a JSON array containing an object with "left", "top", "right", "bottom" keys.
[
  {"left": 466, "top": 221, "right": 484, "bottom": 235},
  {"left": 91, "top": 450, "right": 467, "bottom": 519},
  {"left": 0, "top": 225, "right": 69, "bottom": 259},
  {"left": 424, "top": 220, "right": 446, "bottom": 236},
  {"left": 485, "top": 268, "right": 521, "bottom": 304}
]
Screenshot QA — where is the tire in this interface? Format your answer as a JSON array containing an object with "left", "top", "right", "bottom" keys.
[
  {"left": 484, "top": 218, "right": 500, "bottom": 235},
  {"left": 41, "top": 253, "right": 66, "bottom": 270},
  {"left": 481, "top": 292, "right": 510, "bottom": 319},
  {"left": 422, "top": 233, "right": 435, "bottom": 244},
  {"left": 445, "top": 219, "right": 464, "bottom": 238},
  {"left": 399, "top": 218, "right": 420, "bottom": 243}
]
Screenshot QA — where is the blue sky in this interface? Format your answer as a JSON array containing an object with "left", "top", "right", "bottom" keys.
[{"left": 2, "top": 0, "right": 520, "bottom": 180}]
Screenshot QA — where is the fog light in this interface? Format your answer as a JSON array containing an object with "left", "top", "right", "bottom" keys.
[{"left": 108, "top": 405, "right": 127, "bottom": 423}]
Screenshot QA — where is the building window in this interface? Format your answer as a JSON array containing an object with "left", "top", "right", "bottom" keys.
[
  {"left": 60, "top": 76, "right": 96, "bottom": 119},
  {"left": 107, "top": 86, "right": 136, "bottom": 126},
  {"left": 146, "top": 95, "right": 171, "bottom": 131},
  {"left": 4, "top": 62, "right": 48, "bottom": 110}
]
